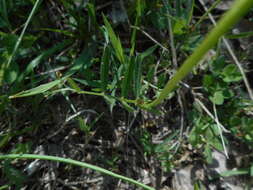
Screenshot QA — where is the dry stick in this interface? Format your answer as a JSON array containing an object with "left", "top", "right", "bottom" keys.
[
  {"left": 168, "top": 20, "right": 185, "bottom": 140},
  {"left": 213, "top": 103, "right": 229, "bottom": 158},
  {"left": 198, "top": 0, "right": 253, "bottom": 101},
  {"left": 130, "top": 26, "right": 170, "bottom": 52},
  {"left": 166, "top": 7, "right": 185, "bottom": 140},
  {"left": 194, "top": 97, "right": 229, "bottom": 133}
]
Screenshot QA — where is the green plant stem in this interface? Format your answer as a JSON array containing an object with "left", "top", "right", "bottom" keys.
[
  {"left": 0, "top": 154, "right": 155, "bottom": 190},
  {"left": 144, "top": 0, "right": 253, "bottom": 109}
]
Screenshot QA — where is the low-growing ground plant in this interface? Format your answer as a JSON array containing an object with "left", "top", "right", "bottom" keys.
[{"left": 1, "top": 0, "right": 253, "bottom": 189}]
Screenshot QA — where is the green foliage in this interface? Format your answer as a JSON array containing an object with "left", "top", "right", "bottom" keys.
[
  {"left": 3, "top": 161, "right": 26, "bottom": 190},
  {"left": 188, "top": 111, "right": 224, "bottom": 163},
  {"left": 1, "top": 0, "right": 253, "bottom": 189},
  {"left": 203, "top": 56, "right": 242, "bottom": 105}
]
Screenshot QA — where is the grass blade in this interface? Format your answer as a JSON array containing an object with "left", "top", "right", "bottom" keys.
[
  {"left": 102, "top": 14, "right": 125, "bottom": 64},
  {"left": 121, "top": 57, "right": 135, "bottom": 97},
  {"left": 9, "top": 79, "right": 62, "bottom": 99},
  {"left": 100, "top": 46, "right": 110, "bottom": 91},
  {"left": 16, "top": 40, "right": 72, "bottom": 84},
  {"left": 133, "top": 56, "right": 142, "bottom": 98},
  {"left": 0, "top": 154, "right": 155, "bottom": 190},
  {"left": 2, "top": 0, "right": 42, "bottom": 84}
]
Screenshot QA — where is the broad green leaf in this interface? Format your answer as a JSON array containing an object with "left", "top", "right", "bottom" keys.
[
  {"left": 211, "top": 56, "right": 226, "bottom": 74},
  {"left": 210, "top": 137, "right": 223, "bottom": 151},
  {"left": 4, "top": 62, "right": 19, "bottom": 84},
  {"left": 9, "top": 79, "right": 62, "bottom": 98},
  {"left": 222, "top": 64, "right": 242, "bottom": 83},
  {"left": 210, "top": 91, "right": 224, "bottom": 105},
  {"left": 173, "top": 18, "right": 187, "bottom": 35}
]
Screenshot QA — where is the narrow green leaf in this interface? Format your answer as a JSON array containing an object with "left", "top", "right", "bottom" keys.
[
  {"left": 133, "top": 56, "right": 142, "bottom": 98},
  {"left": 39, "top": 28, "right": 74, "bottom": 37},
  {"left": 2, "top": 0, "right": 42, "bottom": 84},
  {"left": 87, "top": 3, "right": 98, "bottom": 28},
  {"left": 104, "top": 93, "right": 116, "bottom": 113},
  {"left": 121, "top": 99, "right": 135, "bottom": 112},
  {"left": 220, "top": 169, "right": 249, "bottom": 177},
  {"left": 250, "top": 165, "right": 253, "bottom": 176},
  {"left": 100, "top": 46, "right": 110, "bottom": 91},
  {"left": 65, "top": 44, "right": 95, "bottom": 77},
  {"left": 139, "top": 45, "right": 158, "bottom": 62},
  {"left": 67, "top": 77, "right": 82, "bottom": 92},
  {"left": 16, "top": 40, "right": 72, "bottom": 84},
  {"left": 122, "top": 57, "right": 135, "bottom": 97},
  {"left": 9, "top": 79, "right": 62, "bottom": 98},
  {"left": 130, "top": 0, "right": 142, "bottom": 55},
  {"left": 102, "top": 14, "right": 125, "bottom": 64}
]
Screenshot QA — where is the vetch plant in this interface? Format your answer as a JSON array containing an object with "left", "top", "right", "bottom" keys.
[{"left": 142, "top": 0, "right": 253, "bottom": 109}]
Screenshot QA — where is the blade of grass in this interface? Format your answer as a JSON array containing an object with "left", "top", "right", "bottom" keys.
[
  {"left": 220, "top": 169, "right": 249, "bottom": 177},
  {"left": 87, "top": 3, "right": 98, "bottom": 29},
  {"left": 1, "top": 0, "right": 42, "bottom": 84},
  {"left": 0, "top": 154, "right": 155, "bottom": 190},
  {"left": 130, "top": 0, "right": 142, "bottom": 56},
  {"left": 133, "top": 56, "right": 142, "bottom": 98},
  {"left": 16, "top": 40, "right": 72, "bottom": 84},
  {"left": 0, "top": 0, "right": 11, "bottom": 30},
  {"left": 9, "top": 79, "right": 63, "bottom": 99},
  {"left": 121, "top": 57, "right": 135, "bottom": 97},
  {"left": 64, "top": 44, "right": 95, "bottom": 77},
  {"left": 102, "top": 14, "right": 125, "bottom": 64},
  {"left": 100, "top": 46, "right": 111, "bottom": 91}
]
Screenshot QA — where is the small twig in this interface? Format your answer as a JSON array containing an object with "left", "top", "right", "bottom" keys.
[
  {"left": 194, "top": 97, "right": 229, "bottom": 133},
  {"left": 130, "top": 26, "right": 170, "bottom": 52},
  {"left": 213, "top": 103, "right": 229, "bottom": 158}
]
